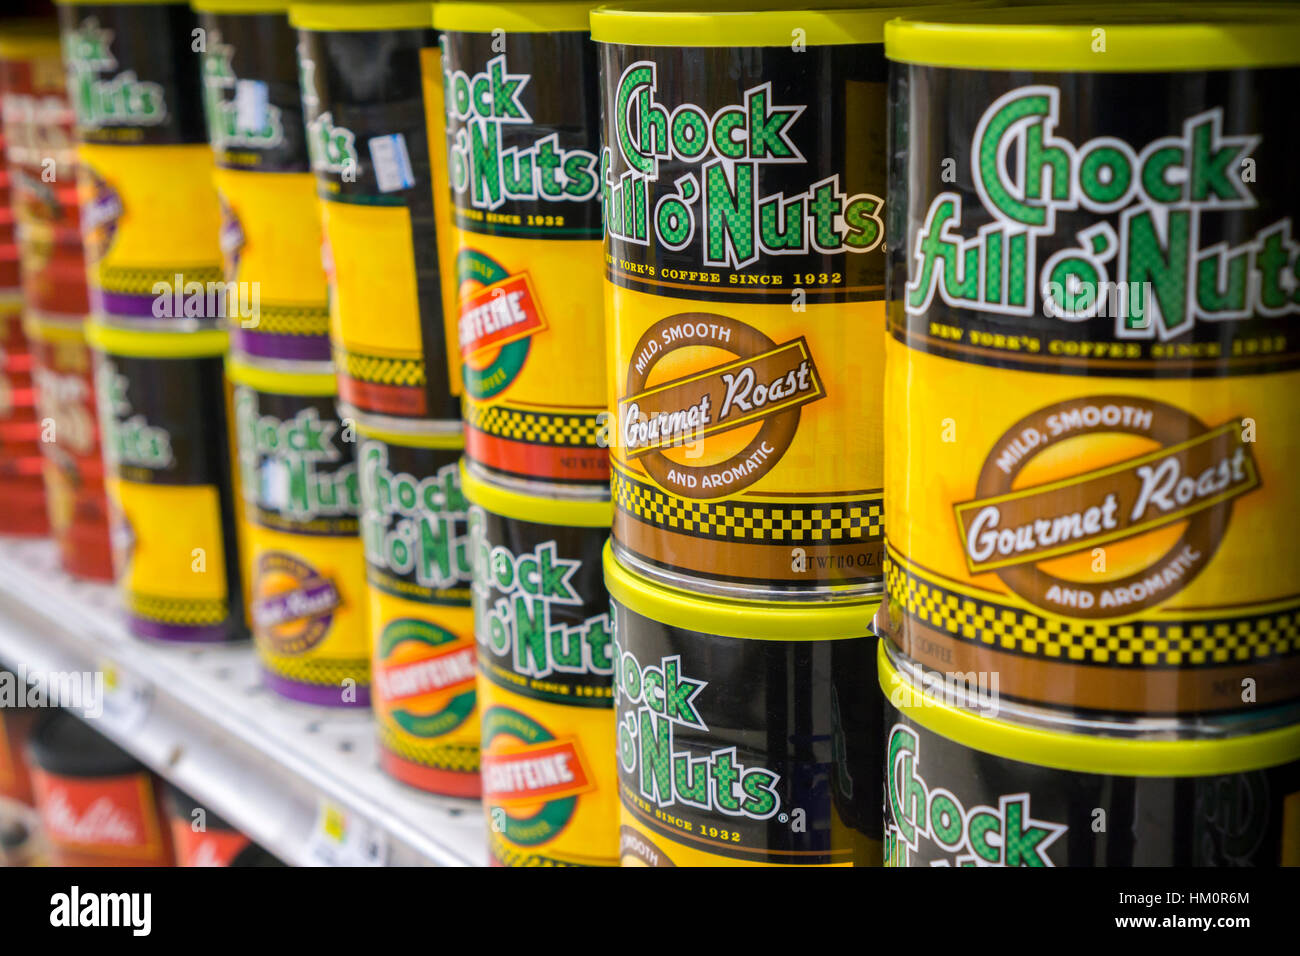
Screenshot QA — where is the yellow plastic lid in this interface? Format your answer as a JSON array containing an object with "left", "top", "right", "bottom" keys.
[
  {"left": 290, "top": 1, "right": 432, "bottom": 31},
  {"left": 86, "top": 318, "right": 229, "bottom": 358},
  {"left": 351, "top": 412, "right": 465, "bottom": 450},
  {"left": 879, "top": 642, "right": 1300, "bottom": 777},
  {"left": 226, "top": 357, "right": 338, "bottom": 396},
  {"left": 604, "top": 541, "right": 880, "bottom": 641},
  {"left": 192, "top": 0, "right": 291, "bottom": 14},
  {"left": 887, "top": 3, "right": 1300, "bottom": 72},
  {"left": 460, "top": 460, "right": 612, "bottom": 528},
  {"left": 435, "top": 1, "right": 602, "bottom": 34},
  {"left": 590, "top": 1, "right": 959, "bottom": 47}
]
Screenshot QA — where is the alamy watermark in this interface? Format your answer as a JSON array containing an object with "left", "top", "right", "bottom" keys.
[
  {"left": 151, "top": 274, "right": 260, "bottom": 327},
  {"left": 0, "top": 664, "right": 104, "bottom": 718}
]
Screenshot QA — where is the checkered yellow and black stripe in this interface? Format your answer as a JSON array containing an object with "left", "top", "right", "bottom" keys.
[
  {"left": 255, "top": 649, "right": 370, "bottom": 688},
  {"left": 884, "top": 550, "right": 1300, "bottom": 667},
  {"left": 613, "top": 467, "right": 884, "bottom": 544},
  {"left": 247, "top": 303, "right": 331, "bottom": 338},
  {"left": 465, "top": 402, "right": 603, "bottom": 447},
  {"left": 378, "top": 721, "right": 479, "bottom": 773},
  {"left": 127, "top": 591, "right": 228, "bottom": 627},
  {"left": 98, "top": 264, "right": 224, "bottom": 296},
  {"left": 488, "top": 830, "right": 587, "bottom": 868},
  {"left": 334, "top": 346, "right": 425, "bottom": 387}
]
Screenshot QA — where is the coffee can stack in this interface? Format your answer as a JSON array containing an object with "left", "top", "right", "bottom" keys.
[
  {"left": 54, "top": 0, "right": 247, "bottom": 643},
  {"left": 193, "top": 0, "right": 364, "bottom": 705},
  {"left": 435, "top": 1, "right": 618, "bottom": 866},
  {"left": 879, "top": 4, "right": 1300, "bottom": 867},
  {"left": 0, "top": 24, "right": 49, "bottom": 537},
  {"left": 593, "top": 1, "right": 906, "bottom": 868},
  {"left": 0, "top": 19, "right": 114, "bottom": 578},
  {"left": 287, "top": 0, "right": 479, "bottom": 790}
]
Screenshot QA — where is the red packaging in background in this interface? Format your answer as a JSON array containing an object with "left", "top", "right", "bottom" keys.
[{"left": 26, "top": 711, "right": 175, "bottom": 866}]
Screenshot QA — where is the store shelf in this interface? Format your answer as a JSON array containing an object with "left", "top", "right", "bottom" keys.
[{"left": 0, "top": 536, "right": 486, "bottom": 868}]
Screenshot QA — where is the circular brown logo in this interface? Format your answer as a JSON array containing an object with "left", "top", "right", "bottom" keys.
[
  {"left": 956, "top": 395, "right": 1257, "bottom": 619},
  {"left": 620, "top": 312, "right": 824, "bottom": 498}
]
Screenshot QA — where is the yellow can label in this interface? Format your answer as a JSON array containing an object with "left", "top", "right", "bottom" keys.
[
  {"left": 94, "top": 347, "right": 245, "bottom": 641},
  {"left": 359, "top": 434, "right": 480, "bottom": 794},
  {"left": 479, "top": 682, "right": 618, "bottom": 868},
  {"left": 77, "top": 143, "right": 224, "bottom": 321},
  {"left": 214, "top": 168, "right": 330, "bottom": 358},
  {"left": 441, "top": 29, "right": 608, "bottom": 487},
  {"left": 466, "top": 502, "right": 617, "bottom": 866},
  {"left": 608, "top": 289, "right": 885, "bottom": 594},
  {"left": 298, "top": 24, "right": 457, "bottom": 421},
  {"left": 456, "top": 231, "right": 608, "bottom": 486},
  {"left": 882, "top": 71, "right": 1300, "bottom": 715},
  {"left": 232, "top": 379, "right": 367, "bottom": 703}
]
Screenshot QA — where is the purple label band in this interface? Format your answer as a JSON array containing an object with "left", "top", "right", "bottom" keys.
[
  {"left": 127, "top": 614, "right": 242, "bottom": 644},
  {"left": 93, "top": 289, "right": 220, "bottom": 320},
  {"left": 262, "top": 670, "right": 371, "bottom": 708},
  {"left": 231, "top": 326, "right": 332, "bottom": 363}
]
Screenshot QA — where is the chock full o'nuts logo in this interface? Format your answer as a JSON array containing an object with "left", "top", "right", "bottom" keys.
[
  {"left": 619, "top": 313, "right": 825, "bottom": 498},
  {"left": 955, "top": 396, "right": 1259, "bottom": 618}
]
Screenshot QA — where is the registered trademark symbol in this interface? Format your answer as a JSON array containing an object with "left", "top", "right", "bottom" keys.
[{"left": 778, "top": 813, "right": 788, "bottom": 823}]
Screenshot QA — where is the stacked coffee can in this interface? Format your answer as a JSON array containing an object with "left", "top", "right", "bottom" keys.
[
  {"left": 55, "top": 0, "right": 246, "bottom": 643},
  {"left": 594, "top": 3, "right": 899, "bottom": 867},
  {"left": 1, "top": 21, "right": 113, "bottom": 580},
  {"left": 878, "top": 5, "right": 1300, "bottom": 866},
  {"left": 287, "top": 0, "right": 479, "bottom": 789},
  {"left": 438, "top": 0, "right": 618, "bottom": 868},
  {"left": 196, "top": 0, "right": 365, "bottom": 705},
  {"left": 0, "top": 25, "right": 49, "bottom": 538}
]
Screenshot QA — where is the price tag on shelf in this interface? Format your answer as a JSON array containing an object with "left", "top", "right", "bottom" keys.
[
  {"left": 93, "top": 658, "right": 153, "bottom": 733},
  {"left": 304, "top": 799, "right": 388, "bottom": 867}
]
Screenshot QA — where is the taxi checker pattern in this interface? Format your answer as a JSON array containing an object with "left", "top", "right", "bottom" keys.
[
  {"left": 613, "top": 467, "right": 884, "bottom": 544},
  {"left": 127, "top": 592, "right": 229, "bottom": 628},
  {"left": 247, "top": 303, "right": 330, "bottom": 339},
  {"left": 334, "top": 348, "right": 426, "bottom": 389},
  {"left": 377, "top": 722, "right": 479, "bottom": 775},
  {"left": 464, "top": 403, "right": 604, "bottom": 447},
  {"left": 489, "top": 831, "right": 583, "bottom": 868},
  {"left": 255, "top": 652, "right": 371, "bottom": 688},
  {"left": 884, "top": 552, "right": 1300, "bottom": 666},
  {"left": 98, "top": 263, "right": 224, "bottom": 298}
]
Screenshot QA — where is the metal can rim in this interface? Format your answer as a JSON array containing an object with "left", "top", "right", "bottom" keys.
[
  {"left": 880, "top": 641, "right": 1300, "bottom": 776},
  {"left": 461, "top": 460, "right": 612, "bottom": 528},
  {"left": 886, "top": 3, "right": 1300, "bottom": 72},
  {"left": 289, "top": 0, "right": 431, "bottom": 31},
  {"left": 605, "top": 540, "right": 880, "bottom": 641}
]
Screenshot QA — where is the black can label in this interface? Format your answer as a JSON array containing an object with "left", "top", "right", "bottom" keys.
[
  {"left": 58, "top": 3, "right": 208, "bottom": 146},
  {"left": 612, "top": 606, "right": 879, "bottom": 866},
  {"left": 359, "top": 439, "right": 471, "bottom": 607},
  {"left": 441, "top": 30, "right": 602, "bottom": 240},
  {"left": 468, "top": 510, "right": 613, "bottom": 708},
  {"left": 599, "top": 41, "right": 886, "bottom": 303},
  {"left": 93, "top": 348, "right": 245, "bottom": 641},
  {"left": 297, "top": 26, "right": 435, "bottom": 203},
  {"left": 889, "top": 68, "right": 1300, "bottom": 374},
  {"left": 232, "top": 386, "right": 357, "bottom": 536},
  {"left": 199, "top": 12, "right": 308, "bottom": 172},
  {"left": 883, "top": 710, "right": 1300, "bottom": 867}
]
